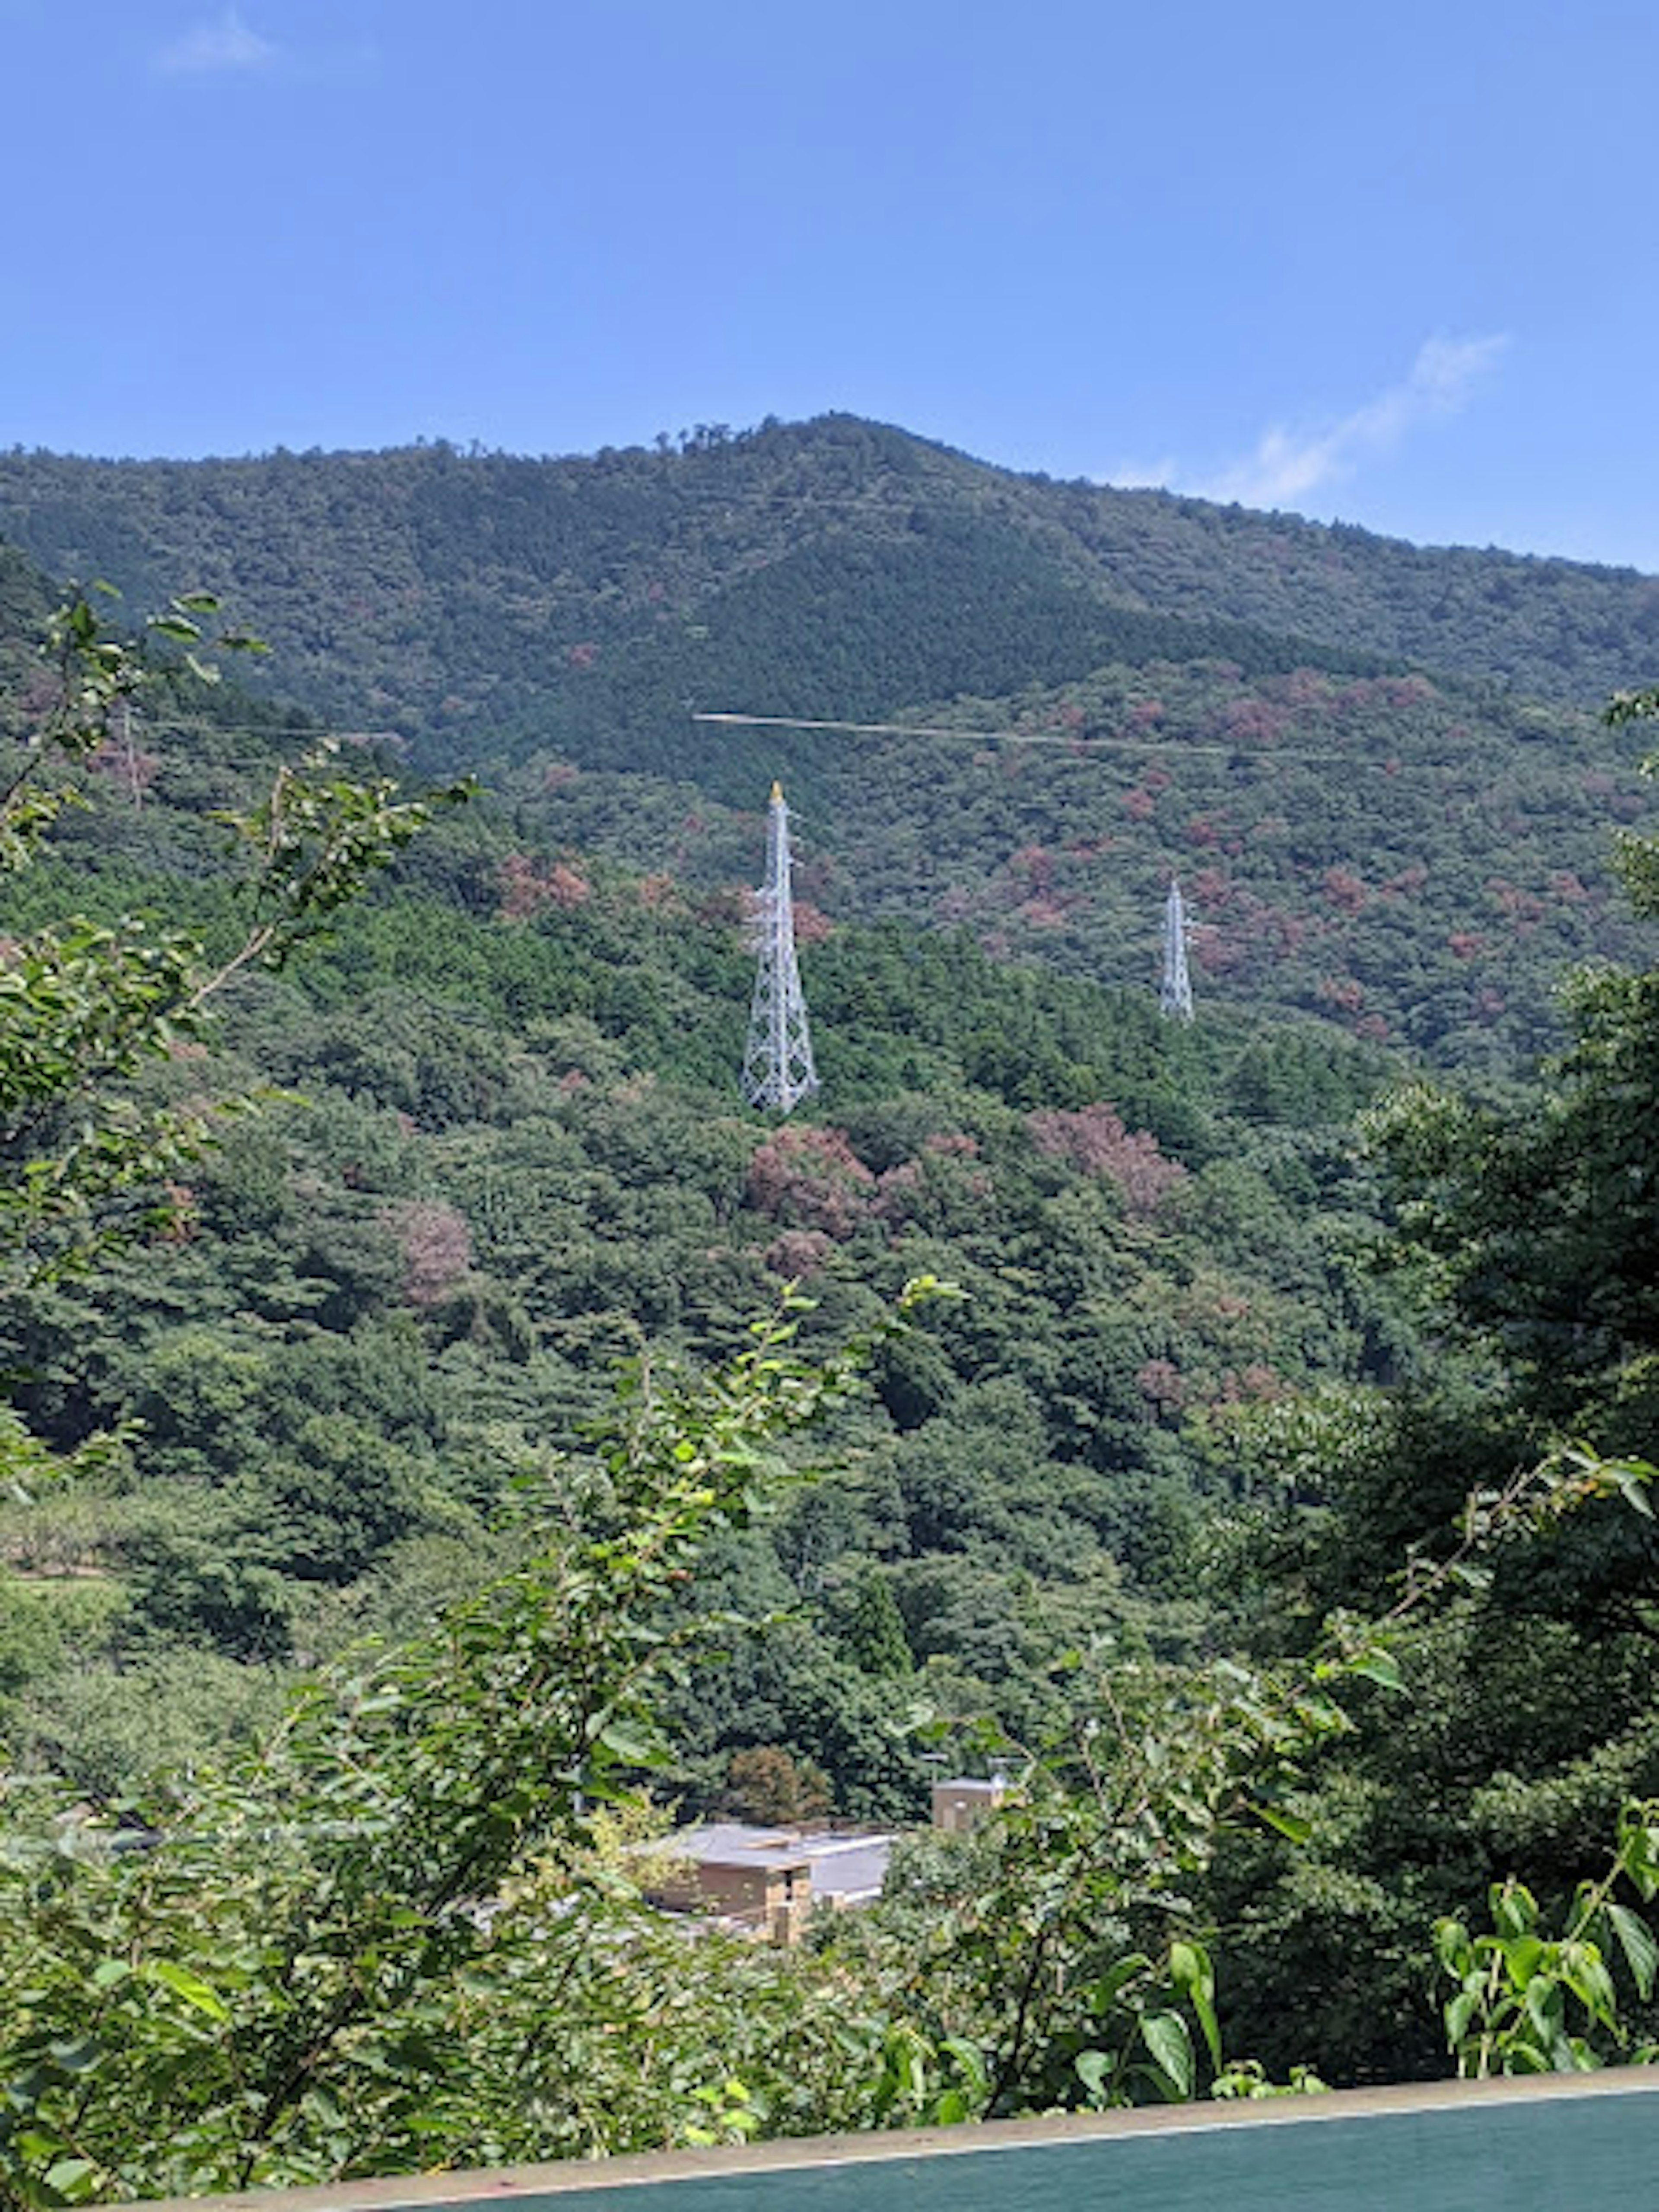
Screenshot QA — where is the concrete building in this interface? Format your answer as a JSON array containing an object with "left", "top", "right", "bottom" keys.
[
  {"left": 930, "top": 1776, "right": 1007, "bottom": 1834},
  {"left": 643, "top": 1780, "right": 1009, "bottom": 1943},
  {"left": 641, "top": 1822, "right": 899, "bottom": 1944}
]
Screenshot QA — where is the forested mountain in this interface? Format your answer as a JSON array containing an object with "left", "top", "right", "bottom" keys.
[
  {"left": 0, "top": 632, "right": 1401, "bottom": 1805},
  {"left": 3, "top": 439, "right": 1659, "bottom": 2191},
  {"left": 6, "top": 416, "right": 1659, "bottom": 735},
  {"left": 1, "top": 418, "right": 1653, "bottom": 1071}
]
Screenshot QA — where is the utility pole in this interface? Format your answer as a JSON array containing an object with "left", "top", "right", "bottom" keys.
[
  {"left": 742, "top": 782, "right": 820, "bottom": 1113},
  {"left": 1159, "top": 876, "right": 1194, "bottom": 1020}
]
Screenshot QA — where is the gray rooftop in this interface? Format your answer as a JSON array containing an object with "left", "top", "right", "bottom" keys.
[
  {"left": 656, "top": 1822, "right": 897, "bottom": 1897},
  {"left": 660, "top": 1824, "right": 811, "bottom": 1872}
]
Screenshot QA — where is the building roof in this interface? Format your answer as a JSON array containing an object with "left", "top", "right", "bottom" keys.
[
  {"left": 794, "top": 1835, "right": 895, "bottom": 1903},
  {"left": 663, "top": 1823, "right": 813, "bottom": 1873},
  {"left": 655, "top": 1822, "right": 897, "bottom": 1897}
]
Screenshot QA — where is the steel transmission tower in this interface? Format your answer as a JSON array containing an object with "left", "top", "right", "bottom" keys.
[
  {"left": 1159, "top": 876, "right": 1195, "bottom": 1020},
  {"left": 742, "top": 782, "right": 820, "bottom": 1112}
]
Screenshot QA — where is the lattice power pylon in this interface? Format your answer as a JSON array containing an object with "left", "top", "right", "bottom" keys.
[
  {"left": 741, "top": 782, "right": 820, "bottom": 1113},
  {"left": 1159, "top": 875, "right": 1195, "bottom": 1020}
]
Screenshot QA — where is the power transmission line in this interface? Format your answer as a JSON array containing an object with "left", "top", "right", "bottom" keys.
[{"left": 690, "top": 709, "right": 1491, "bottom": 773}]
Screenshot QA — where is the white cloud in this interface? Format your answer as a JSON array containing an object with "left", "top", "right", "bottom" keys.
[
  {"left": 1109, "top": 334, "right": 1510, "bottom": 511},
  {"left": 155, "top": 8, "right": 277, "bottom": 76}
]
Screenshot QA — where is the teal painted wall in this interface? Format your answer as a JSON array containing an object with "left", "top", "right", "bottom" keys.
[{"left": 451, "top": 2092, "right": 1659, "bottom": 2212}]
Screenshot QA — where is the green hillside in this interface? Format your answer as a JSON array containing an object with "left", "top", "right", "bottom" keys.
[
  {"left": 6, "top": 475, "right": 1659, "bottom": 2176},
  {"left": 2, "top": 417, "right": 1654, "bottom": 1072},
  {"left": 0, "top": 698, "right": 1404, "bottom": 1802},
  {"left": 502, "top": 653, "right": 1653, "bottom": 1075},
  {"left": 6, "top": 417, "right": 1659, "bottom": 738}
]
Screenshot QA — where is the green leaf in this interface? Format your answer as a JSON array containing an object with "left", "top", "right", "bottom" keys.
[
  {"left": 144, "top": 1958, "right": 230, "bottom": 2022},
  {"left": 1169, "top": 1939, "right": 1220, "bottom": 2069},
  {"left": 1503, "top": 2040, "right": 1552, "bottom": 2074},
  {"left": 940, "top": 2034, "right": 989, "bottom": 2097},
  {"left": 1616, "top": 1807, "right": 1659, "bottom": 1901},
  {"left": 1087, "top": 1952, "right": 1151, "bottom": 2015},
  {"left": 1075, "top": 2049, "right": 1113, "bottom": 2105},
  {"left": 1434, "top": 1917, "right": 1473, "bottom": 1977},
  {"left": 1347, "top": 1648, "right": 1404, "bottom": 1692},
  {"left": 1524, "top": 1976, "right": 1565, "bottom": 2042},
  {"left": 1168, "top": 1940, "right": 1206, "bottom": 2001},
  {"left": 1614, "top": 1467, "right": 1655, "bottom": 1518},
  {"left": 1559, "top": 1942, "right": 1618, "bottom": 2027},
  {"left": 1491, "top": 1881, "right": 1538, "bottom": 1939},
  {"left": 1495, "top": 1934, "right": 1545, "bottom": 1989},
  {"left": 1140, "top": 2010, "right": 1195, "bottom": 2100},
  {"left": 592, "top": 1718, "right": 659, "bottom": 1764},
  {"left": 1252, "top": 1801, "right": 1312, "bottom": 1844},
  {"left": 44, "top": 2158, "right": 97, "bottom": 2198},
  {"left": 1610, "top": 1903, "right": 1659, "bottom": 1998}
]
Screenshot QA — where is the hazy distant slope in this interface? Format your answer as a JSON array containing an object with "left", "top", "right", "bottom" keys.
[{"left": 2, "top": 417, "right": 1657, "bottom": 781}]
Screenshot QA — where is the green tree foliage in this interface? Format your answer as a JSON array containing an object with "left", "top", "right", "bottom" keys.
[
  {"left": 0, "top": 585, "right": 469, "bottom": 1747},
  {"left": 1367, "top": 717, "right": 1659, "bottom": 1414},
  {"left": 0, "top": 579, "right": 1412, "bottom": 1794},
  {"left": 0, "top": 1287, "right": 941, "bottom": 2200},
  {"left": 1191, "top": 712, "right": 1659, "bottom": 2083},
  {"left": 3, "top": 506, "right": 1659, "bottom": 2183},
  {"left": 8, "top": 1265, "right": 1646, "bottom": 2202},
  {"left": 1436, "top": 1800, "right": 1659, "bottom": 2077},
  {"left": 2, "top": 420, "right": 1656, "bottom": 1071},
  {"left": 6, "top": 418, "right": 1659, "bottom": 750},
  {"left": 0, "top": 590, "right": 467, "bottom": 1322}
]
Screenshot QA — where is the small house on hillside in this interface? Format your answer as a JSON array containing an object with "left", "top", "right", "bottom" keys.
[
  {"left": 641, "top": 1822, "right": 899, "bottom": 1944},
  {"left": 643, "top": 1780, "right": 1008, "bottom": 1943}
]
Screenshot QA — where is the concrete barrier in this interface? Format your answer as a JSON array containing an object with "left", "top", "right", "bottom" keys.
[{"left": 122, "top": 2072, "right": 1659, "bottom": 2212}]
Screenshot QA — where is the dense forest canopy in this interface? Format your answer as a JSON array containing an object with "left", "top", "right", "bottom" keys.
[
  {"left": 0, "top": 420, "right": 1658, "bottom": 2198},
  {"left": 8, "top": 416, "right": 1659, "bottom": 722},
  {"left": 0, "top": 419, "right": 1650, "bottom": 1071}
]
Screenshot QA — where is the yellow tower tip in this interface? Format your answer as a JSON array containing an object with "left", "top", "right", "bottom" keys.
[{"left": 770, "top": 780, "right": 784, "bottom": 802}]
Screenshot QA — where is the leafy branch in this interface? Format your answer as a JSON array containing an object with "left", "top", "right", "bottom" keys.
[
  {"left": 0, "top": 592, "right": 470, "bottom": 1302},
  {"left": 0, "top": 1281, "right": 953, "bottom": 2201},
  {"left": 1437, "top": 1798, "right": 1659, "bottom": 2076},
  {"left": 864, "top": 1443, "right": 1658, "bottom": 2121}
]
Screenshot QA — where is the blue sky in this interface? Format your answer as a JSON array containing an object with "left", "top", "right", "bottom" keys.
[{"left": 6, "top": 1, "right": 1659, "bottom": 569}]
